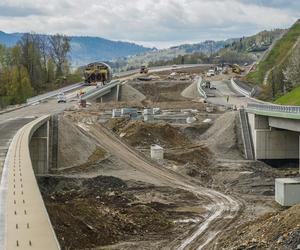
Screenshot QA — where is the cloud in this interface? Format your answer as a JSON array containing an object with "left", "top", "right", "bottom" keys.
[
  {"left": 0, "top": 0, "right": 298, "bottom": 47},
  {"left": 0, "top": 4, "right": 44, "bottom": 17}
]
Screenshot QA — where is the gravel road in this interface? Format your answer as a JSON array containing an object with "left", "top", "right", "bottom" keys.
[{"left": 87, "top": 123, "right": 241, "bottom": 249}]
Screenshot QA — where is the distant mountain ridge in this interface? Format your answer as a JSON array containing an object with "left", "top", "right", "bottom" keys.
[{"left": 0, "top": 31, "right": 153, "bottom": 67}]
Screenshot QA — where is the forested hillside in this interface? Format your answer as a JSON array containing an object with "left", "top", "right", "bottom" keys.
[
  {"left": 0, "top": 31, "right": 152, "bottom": 66},
  {"left": 110, "top": 40, "right": 227, "bottom": 71},
  {"left": 112, "top": 30, "right": 285, "bottom": 71},
  {"left": 0, "top": 33, "right": 81, "bottom": 108},
  {"left": 245, "top": 20, "right": 300, "bottom": 101}
]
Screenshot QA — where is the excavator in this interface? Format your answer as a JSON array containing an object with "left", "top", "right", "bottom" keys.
[{"left": 230, "top": 64, "right": 245, "bottom": 74}]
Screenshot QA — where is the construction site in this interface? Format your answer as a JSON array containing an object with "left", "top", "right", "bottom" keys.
[{"left": 29, "top": 66, "right": 300, "bottom": 250}]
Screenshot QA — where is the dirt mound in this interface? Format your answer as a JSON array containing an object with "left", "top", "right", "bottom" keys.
[
  {"left": 165, "top": 147, "right": 211, "bottom": 179},
  {"left": 111, "top": 120, "right": 192, "bottom": 148},
  {"left": 57, "top": 116, "right": 99, "bottom": 170},
  {"left": 181, "top": 123, "right": 211, "bottom": 142},
  {"left": 130, "top": 80, "right": 191, "bottom": 102},
  {"left": 219, "top": 205, "right": 300, "bottom": 249},
  {"left": 200, "top": 111, "right": 243, "bottom": 159},
  {"left": 105, "top": 118, "right": 129, "bottom": 133},
  {"left": 181, "top": 81, "right": 199, "bottom": 99},
  {"left": 120, "top": 84, "right": 146, "bottom": 102},
  {"left": 165, "top": 147, "right": 210, "bottom": 167}
]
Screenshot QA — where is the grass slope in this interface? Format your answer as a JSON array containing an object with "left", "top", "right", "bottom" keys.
[
  {"left": 247, "top": 20, "right": 300, "bottom": 85},
  {"left": 275, "top": 85, "right": 300, "bottom": 106}
]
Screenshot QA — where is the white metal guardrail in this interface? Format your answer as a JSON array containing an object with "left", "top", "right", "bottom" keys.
[
  {"left": 231, "top": 78, "right": 252, "bottom": 97},
  {"left": 26, "top": 82, "right": 84, "bottom": 105},
  {"left": 196, "top": 76, "right": 207, "bottom": 99},
  {"left": 0, "top": 115, "right": 60, "bottom": 250},
  {"left": 248, "top": 103, "right": 300, "bottom": 114}
]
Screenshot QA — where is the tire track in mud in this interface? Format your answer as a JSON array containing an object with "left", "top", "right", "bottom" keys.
[{"left": 84, "top": 123, "right": 241, "bottom": 249}]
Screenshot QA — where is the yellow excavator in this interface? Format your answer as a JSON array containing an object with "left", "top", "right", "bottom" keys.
[{"left": 230, "top": 64, "right": 245, "bottom": 74}]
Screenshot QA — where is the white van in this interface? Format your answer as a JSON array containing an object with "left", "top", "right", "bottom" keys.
[{"left": 206, "top": 69, "right": 215, "bottom": 77}]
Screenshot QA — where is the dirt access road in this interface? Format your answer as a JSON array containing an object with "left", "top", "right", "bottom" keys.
[{"left": 85, "top": 123, "right": 240, "bottom": 249}]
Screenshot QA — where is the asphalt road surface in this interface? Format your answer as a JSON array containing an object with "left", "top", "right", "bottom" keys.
[{"left": 206, "top": 80, "right": 250, "bottom": 108}]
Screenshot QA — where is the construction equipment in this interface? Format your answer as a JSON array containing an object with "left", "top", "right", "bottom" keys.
[
  {"left": 230, "top": 64, "right": 245, "bottom": 74},
  {"left": 84, "top": 62, "right": 112, "bottom": 85},
  {"left": 140, "top": 65, "right": 149, "bottom": 74}
]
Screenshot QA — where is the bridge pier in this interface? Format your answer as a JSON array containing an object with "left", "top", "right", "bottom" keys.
[
  {"left": 247, "top": 113, "right": 300, "bottom": 164},
  {"left": 29, "top": 116, "right": 58, "bottom": 174},
  {"left": 30, "top": 121, "right": 49, "bottom": 174},
  {"left": 97, "top": 84, "right": 120, "bottom": 103}
]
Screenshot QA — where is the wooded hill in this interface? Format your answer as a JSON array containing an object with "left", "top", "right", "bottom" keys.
[{"left": 246, "top": 20, "right": 300, "bottom": 102}]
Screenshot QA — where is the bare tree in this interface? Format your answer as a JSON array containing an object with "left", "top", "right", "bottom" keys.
[
  {"left": 37, "top": 35, "right": 49, "bottom": 72},
  {"left": 18, "top": 33, "right": 43, "bottom": 90},
  {"left": 48, "top": 34, "right": 71, "bottom": 77}
]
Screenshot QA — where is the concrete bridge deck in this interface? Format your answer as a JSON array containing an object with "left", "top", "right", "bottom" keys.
[{"left": 0, "top": 116, "right": 60, "bottom": 250}]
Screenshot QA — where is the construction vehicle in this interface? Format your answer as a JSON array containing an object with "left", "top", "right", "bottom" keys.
[
  {"left": 84, "top": 62, "right": 112, "bottom": 85},
  {"left": 206, "top": 69, "right": 215, "bottom": 77},
  {"left": 77, "top": 89, "right": 86, "bottom": 98},
  {"left": 140, "top": 65, "right": 149, "bottom": 74},
  {"left": 230, "top": 64, "right": 245, "bottom": 74}
]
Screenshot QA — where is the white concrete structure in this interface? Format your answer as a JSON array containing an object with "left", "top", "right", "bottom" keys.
[
  {"left": 186, "top": 117, "right": 197, "bottom": 124},
  {"left": 112, "top": 109, "right": 121, "bottom": 118},
  {"left": 275, "top": 178, "right": 300, "bottom": 206},
  {"left": 144, "top": 108, "right": 153, "bottom": 115},
  {"left": 150, "top": 145, "right": 164, "bottom": 160},
  {"left": 143, "top": 109, "right": 154, "bottom": 122},
  {"left": 247, "top": 113, "right": 300, "bottom": 160}
]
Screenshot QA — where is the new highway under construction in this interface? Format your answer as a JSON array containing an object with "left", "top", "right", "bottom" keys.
[{"left": 0, "top": 65, "right": 299, "bottom": 250}]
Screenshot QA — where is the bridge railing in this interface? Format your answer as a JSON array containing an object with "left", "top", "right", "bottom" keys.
[
  {"left": 26, "top": 82, "right": 84, "bottom": 105},
  {"left": 248, "top": 103, "right": 300, "bottom": 114},
  {"left": 231, "top": 78, "right": 252, "bottom": 97}
]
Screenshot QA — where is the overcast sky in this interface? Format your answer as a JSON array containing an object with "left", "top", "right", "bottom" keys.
[{"left": 0, "top": 0, "right": 298, "bottom": 48}]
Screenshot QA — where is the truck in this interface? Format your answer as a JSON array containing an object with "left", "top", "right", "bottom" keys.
[{"left": 206, "top": 69, "right": 215, "bottom": 77}]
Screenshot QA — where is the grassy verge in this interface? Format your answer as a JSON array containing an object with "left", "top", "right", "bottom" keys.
[{"left": 275, "top": 85, "right": 300, "bottom": 106}]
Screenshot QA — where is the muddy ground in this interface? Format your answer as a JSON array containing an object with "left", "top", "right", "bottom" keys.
[
  {"left": 38, "top": 175, "right": 207, "bottom": 250},
  {"left": 100, "top": 110, "right": 299, "bottom": 249}
]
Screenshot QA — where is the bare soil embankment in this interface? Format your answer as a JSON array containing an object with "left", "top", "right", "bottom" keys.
[{"left": 39, "top": 175, "right": 207, "bottom": 250}]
